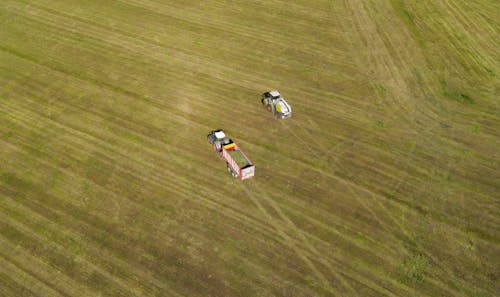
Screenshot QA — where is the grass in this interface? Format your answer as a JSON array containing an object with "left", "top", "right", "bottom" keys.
[
  {"left": 398, "top": 254, "right": 429, "bottom": 284},
  {"left": 0, "top": 0, "right": 499, "bottom": 296},
  {"left": 227, "top": 149, "right": 250, "bottom": 169}
]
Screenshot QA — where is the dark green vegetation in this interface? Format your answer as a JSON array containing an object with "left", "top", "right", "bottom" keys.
[{"left": 0, "top": 0, "right": 498, "bottom": 296}]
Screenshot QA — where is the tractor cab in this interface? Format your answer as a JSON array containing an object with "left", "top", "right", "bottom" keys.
[
  {"left": 267, "top": 90, "right": 281, "bottom": 99},
  {"left": 214, "top": 130, "right": 226, "bottom": 140},
  {"left": 208, "top": 130, "right": 233, "bottom": 152}
]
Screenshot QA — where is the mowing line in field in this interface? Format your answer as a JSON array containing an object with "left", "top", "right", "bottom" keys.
[
  {"left": 279, "top": 116, "right": 407, "bottom": 237},
  {"left": 239, "top": 185, "right": 339, "bottom": 296},
  {"left": 0, "top": 108, "right": 324, "bottom": 292},
  {"left": 0, "top": 185, "right": 187, "bottom": 296},
  {"left": 0, "top": 97, "right": 291, "bottom": 250},
  {"left": 0, "top": 253, "right": 65, "bottom": 297},
  {"left": 1, "top": 0, "right": 498, "bottom": 295}
]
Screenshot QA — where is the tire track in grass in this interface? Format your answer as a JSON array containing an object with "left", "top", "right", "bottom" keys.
[
  {"left": 0, "top": 46, "right": 220, "bottom": 142},
  {"left": 458, "top": 0, "right": 499, "bottom": 38},
  {"left": 331, "top": 130, "right": 470, "bottom": 295},
  {"left": 240, "top": 170, "right": 384, "bottom": 296},
  {"left": 0, "top": 252, "right": 64, "bottom": 297},
  {"left": 381, "top": 129, "right": 498, "bottom": 294},
  {"left": 0, "top": 10, "right": 260, "bottom": 121},
  {"left": 247, "top": 127, "right": 409, "bottom": 266},
  {"left": 339, "top": 2, "right": 493, "bottom": 295},
  {"left": 339, "top": 0, "right": 438, "bottom": 243},
  {"left": 3, "top": 0, "right": 328, "bottom": 96},
  {"left": 0, "top": 1, "right": 450, "bottom": 294},
  {"left": 0, "top": 64, "right": 296, "bottom": 254},
  {"left": 260, "top": 118, "right": 414, "bottom": 253},
  {"left": 4, "top": 0, "right": 355, "bottom": 130},
  {"left": 356, "top": 0, "right": 500, "bottom": 250},
  {"left": 243, "top": 182, "right": 406, "bottom": 296},
  {"left": 276, "top": 203, "right": 414, "bottom": 297},
  {"left": 0, "top": 231, "right": 101, "bottom": 297},
  {"left": 0, "top": 186, "right": 185, "bottom": 297},
  {"left": 118, "top": 0, "right": 348, "bottom": 61},
  {"left": 3, "top": 0, "right": 452, "bottom": 178},
  {"left": 295, "top": 100, "right": 492, "bottom": 208},
  {"left": 0, "top": 120, "right": 223, "bottom": 294},
  {"left": 239, "top": 185, "right": 339, "bottom": 296},
  {"left": 0, "top": 60, "right": 332, "bottom": 266},
  {"left": 1, "top": 99, "right": 317, "bottom": 289},
  {"left": 342, "top": 0, "right": 447, "bottom": 127},
  {"left": 0, "top": 69, "right": 216, "bottom": 148},
  {"left": 0, "top": 270, "right": 39, "bottom": 296},
  {"left": 2, "top": 178, "right": 229, "bottom": 296},
  {"left": 0, "top": 109, "right": 280, "bottom": 262},
  {"left": 276, "top": 187, "right": 400, "bottom": 258},
  {"left": 56, "top": 0, "right": 350, "bottom": 94},
  {"left": 282, "top": 91, "right": 371, "bottom": 133},
  {"left": 1, "top": 178, "right": 175, "bottom": 296},
  {"left": 266, "top": 122, "right": 497, "bottom": 258},
  {"left": 278, "top": 117, "right": 402, "bottom": 242},
  {"left": 264, "top": 105, "right": 492, "bottom": 268},
  {"left": 0, "top": 97, "right": 287, "bottom": 248},
  {"left": 273, "top": 116, "right": 438, "bottom": 295},
  {"left": 405, "top": 1, "right": 497, "bottom": 120},
  {"left": 256, "top": 187, "right": 361, "bottom": 296},
  {"left": 439, "top": 0, "right": 497, "bottom": 74},
  {"left": 2, "top": 0, "right": 492, "bottom": 294},
  {"left": 292, "top": 147, "right": 458, "bottom": 291}
]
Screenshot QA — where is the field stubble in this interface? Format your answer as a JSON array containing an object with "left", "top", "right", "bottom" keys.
[{"left": 0, "top": 0, "right": 498, "bottom": 296}]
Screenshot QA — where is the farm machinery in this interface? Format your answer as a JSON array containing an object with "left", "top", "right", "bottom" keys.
[
  {"left": 261, "top": 90, "right": 292, "bottom": 119},
  {"left": 207, "top": 129, "right": 255, "bottom": 180}
]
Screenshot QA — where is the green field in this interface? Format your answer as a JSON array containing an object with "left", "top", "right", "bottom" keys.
[{"left": 0, "top": 0, "right": 499, "bottom": 296}]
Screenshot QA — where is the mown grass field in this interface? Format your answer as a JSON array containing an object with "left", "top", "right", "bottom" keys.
[{"left": 0, "top": 0, "right": 498, "bottom": 296}]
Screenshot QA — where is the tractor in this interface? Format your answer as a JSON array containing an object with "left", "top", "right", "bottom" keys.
[{"left": 207, "top": 130, "right": 255, "bottom": 180}]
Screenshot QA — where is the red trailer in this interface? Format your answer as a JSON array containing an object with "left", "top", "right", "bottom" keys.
[{"left": 207, "top": 130, "right": 255, "bottom": 180}]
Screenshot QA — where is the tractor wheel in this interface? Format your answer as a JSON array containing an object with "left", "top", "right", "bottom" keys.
[{"left": 266, "top": 104, "right": 272, "bottom": 112}]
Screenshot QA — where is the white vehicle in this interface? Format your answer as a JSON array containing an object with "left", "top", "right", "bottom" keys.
[{"left": 261, "top": 90, "right": 292, "bottom": 119}]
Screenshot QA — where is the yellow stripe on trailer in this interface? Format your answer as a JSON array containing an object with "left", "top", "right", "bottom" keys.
[{"left": 223, "top": 143, "right": 235, "bottom": 150}]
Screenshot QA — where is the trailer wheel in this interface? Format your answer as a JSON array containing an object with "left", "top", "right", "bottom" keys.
[
  {"left": 266, "top": 104, "right": 272, "bottom": 112},
  {"left": 226, "top": 164, "right": 237, "bottom": 178}
]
